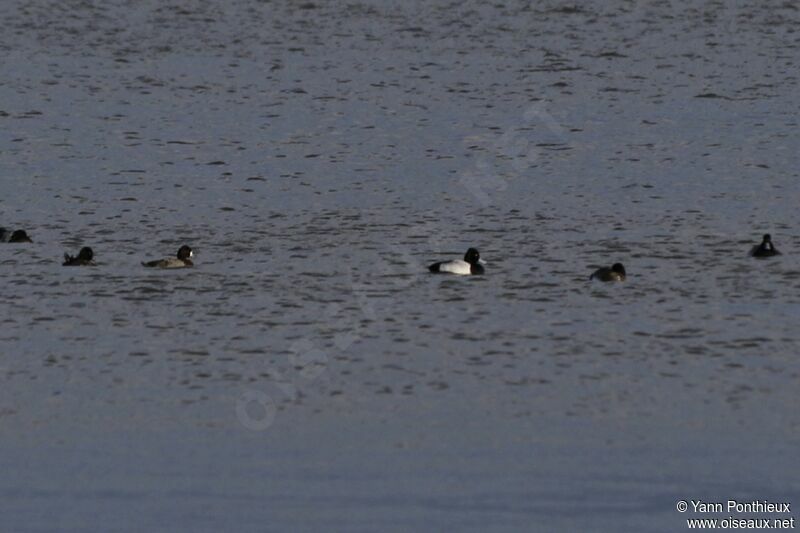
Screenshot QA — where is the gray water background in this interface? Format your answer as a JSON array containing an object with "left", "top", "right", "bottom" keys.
[{"left": 1, "top": 1, "right": 799, "bottom": 531}]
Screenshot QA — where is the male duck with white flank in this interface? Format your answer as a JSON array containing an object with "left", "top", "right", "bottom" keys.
[{"left": 428, "top": 247, "right": 485, "bottom": 275}]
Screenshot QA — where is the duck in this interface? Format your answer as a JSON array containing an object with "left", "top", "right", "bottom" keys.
[
  {"left": 750, "top": 234, "right": 780, "bottom": 257},
  {"left": 63, "top": 247, "right": 95, "bottom": 266},
  {"left": 590, "top": 262, "right": 626, "bottom": 282},
  {"left": 1, "top": 228, "right": 32, "bottom": 243},
  {"left": 428, "top": 247, "right": 485, "bottom": 275},
  {"left": 142, "top": 245, "right": 194, "bottom": 268}
]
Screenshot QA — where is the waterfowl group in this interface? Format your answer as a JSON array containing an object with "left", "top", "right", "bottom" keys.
[
  {"left": 426, "top": 234, "right": 782, "bottom": 282},
  {"left": 3, "top": 231, "right": 193, "bottom": 269},
  {"left": 427, "top": 247, "right": 627, "bottom": 282},
  {"left": 1, "top": 228, "right": 784, "bottom": 279}
]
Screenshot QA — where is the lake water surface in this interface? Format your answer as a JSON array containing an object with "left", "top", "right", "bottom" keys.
[{"left": 1, "top": 1, "right": 799, "bottom": 531}]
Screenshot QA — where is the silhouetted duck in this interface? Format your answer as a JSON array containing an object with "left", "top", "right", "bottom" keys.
[
  {"left": 428, "top": 247, "right": 485, "bottom": 275},
  {"left": 750, "top": 234, "right": 780, "bottom": 257},
  {"left": 1, "top": 228, "right": 32, "bottom": 243},
  {"left": 590, "top": 263, "right": 626, "bottom": 282},
  {"left": 142, "top": 245, "right": 194, "bottom": 268},
  {"left": 63, "top": 247, "right": 95, "bottom": 266}
]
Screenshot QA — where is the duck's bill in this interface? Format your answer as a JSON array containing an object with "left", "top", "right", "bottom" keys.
[{"left": 478, "top": 259, "right": 487, "bottom": 265}]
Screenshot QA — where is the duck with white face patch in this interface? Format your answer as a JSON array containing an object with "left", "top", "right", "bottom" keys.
[
  {"left": 750, "top": 234, "right": 780, "bottom": 257},
  {"left": 142, "top": 245, "right": 194, "bottom": 268},
  {"left": 590, "top": 263, "right": 626, "bottom": 282}
]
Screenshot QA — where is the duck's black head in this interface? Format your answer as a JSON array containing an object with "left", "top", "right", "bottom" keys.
[
  {"left": 177, "top": 245, "right": 193, "bottom": 260},
  {"left": 464, "top": 247, "right": 481, "bottom": 265},
  {"left": 763, "top": 234, "right": 772, "bottom": 243},
  {"left": 78, "top": 247, "right": 94, "bottom": 261},
  {"left": 9, "top": 230, "right": 32, "bottom": 243},
  {"left": 611, "top": 263, "right": 626, "bottom": 275}
]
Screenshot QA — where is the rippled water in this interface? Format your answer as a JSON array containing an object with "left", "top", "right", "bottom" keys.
[{"left": 2, "top": 1, "right": 800, "bottom": 531}]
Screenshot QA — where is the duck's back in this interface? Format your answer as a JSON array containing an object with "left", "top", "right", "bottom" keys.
[
  {"left": 143, "top": 257, "right": 192, "bottom": 268},
  {"left": 751, "top": 245, "right": 779, "bottom": 257},
  {"left": 591, "top": 267, "right": 624, "bottom": 282}
]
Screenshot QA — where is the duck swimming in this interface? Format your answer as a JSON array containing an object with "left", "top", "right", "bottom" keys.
[
  {"left": 750, "top": 234, "right": 780, "bottom": 257},
  {"left": 142, "top": 245, "right": 194, "bottom": 268},
  {"left": 590, "top": 262, "right": 626, "bottom": 282},
  {"left": 1, "top": 229, "right": 32, "bottom": 243},
  {"left": 428, "top": 247, "right": 485, "bottom": 275},
  {"left": 63, "top": 247, "right": 95, "bottom": 266}
]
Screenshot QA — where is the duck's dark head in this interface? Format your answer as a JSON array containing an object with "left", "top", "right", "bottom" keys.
[
  {"left": 177, "top": 245, "right": 193, "bottom": 260},
  {"left": 611, "top": 263, "right": 626, "bottom": 276},
  {"left": 464, "top": 247, "right": 481, "bottom": 265},
  {"left": 763, "top": 234, "right": 772, "bottom": 243},
  {"left": 78, "top": 247, "right": 94, "bottom": 261}
]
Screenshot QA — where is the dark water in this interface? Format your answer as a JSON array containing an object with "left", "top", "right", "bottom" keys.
[{"left": 1, "top": 1, "right": 799, "bottom": 531}]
